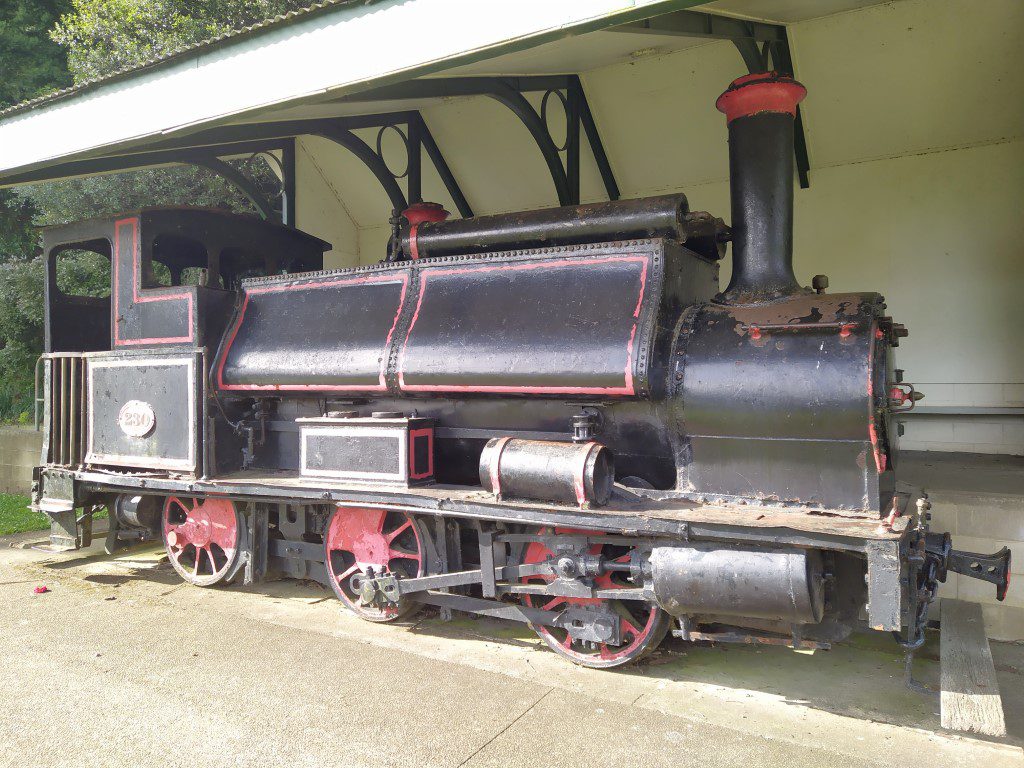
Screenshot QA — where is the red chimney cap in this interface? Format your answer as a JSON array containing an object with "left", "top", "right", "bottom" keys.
[{"left": 716, "top": 72, "right": 806, "bottom": 124}]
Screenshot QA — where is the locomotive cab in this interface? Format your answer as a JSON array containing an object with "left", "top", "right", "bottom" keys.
[
  {"left": 43, "top": 207, "right": 329, "bottom": 354},
  {"left": 37, "top": 209, "right": 330, "bottom": 481}
]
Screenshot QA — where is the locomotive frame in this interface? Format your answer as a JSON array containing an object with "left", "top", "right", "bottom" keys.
[{"left": 31, "top": 72, "right": 1010, "bottom": 671}]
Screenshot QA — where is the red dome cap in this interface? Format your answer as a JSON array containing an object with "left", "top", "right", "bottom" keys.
[
  {"left": 403, "top": 202, "right": 449, "bottom": 226},
  {"left": 716, "top": 72, "right": 806, "bottom": 124}
]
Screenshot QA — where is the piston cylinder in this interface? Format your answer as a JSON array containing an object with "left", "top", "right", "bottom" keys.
[
  {"left": 649, "top": 545, "right": 825, "bottom": 623},
  {"left": 479, "top": 438, "right": 614, "bottom": 507},
  {"left": 114, "top": 494, "right": 160, "bottom": 531}
]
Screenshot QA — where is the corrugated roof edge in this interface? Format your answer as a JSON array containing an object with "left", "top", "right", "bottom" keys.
[{"left": 0, "top": 0, "right": 369, "bottom": 120}]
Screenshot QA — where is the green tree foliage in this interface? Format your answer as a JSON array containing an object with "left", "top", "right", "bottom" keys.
[
  {"left": 0, "top": 0, "right": 72, "bottom": 258},
  {"left": 0, "top": 0, "right": 308, "bottom": 421},
  {"left": 0, "top": 0, "right": 72, "bottom": 104},
  {"left": 51, "top": 0, "right": 310, "bottom": 80},
  {"left": 0, "top": 259, "right": 46, "bottom": 419},
  {"left": 0, "top": 0, "right": 73, "bottom": 420},
  {"left": 24, "top": 161, "right": 277, "bottom": 227}
]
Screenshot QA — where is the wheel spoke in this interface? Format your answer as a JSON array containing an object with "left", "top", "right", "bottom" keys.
[
  {"left": 193, "top": 548, "right": 201, "bottom": 575},
  {"left": 324, "top": 509, "right": 423, "bottom": 623},
  {"left": 621, "top": 617, "right": 642, "bottom": 639},
  {"left": 206, "top": 547, "right": 218, "bottom": 574},
  {"left": 520, "top": 526, "right": 666, "bottom": 668},
  {"left": 336, "top": 563, "right": 360, "bottom": 583},
  {"left": 208, "top": 524, "right": 233, "bottom": 550},
  {"left": 385, "top": 519, "right": 412, "bottom": 543},
  {"left": 388, "top": 548, "right": 420, "bottom": 563}
]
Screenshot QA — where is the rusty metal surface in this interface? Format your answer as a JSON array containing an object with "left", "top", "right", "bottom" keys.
[{"left": 51, "top": 465, "right": 908, "bottom": 546}]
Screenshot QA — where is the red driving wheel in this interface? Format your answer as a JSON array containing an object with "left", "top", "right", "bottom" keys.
[
  {"left": 324, "top": 506, "right": 425, "bottom": 622},
  {"left": 162, "top": 496, "right": 242, "bottom": 586},
  {"left": 522, "top": 527, "right": 669, "bottom": 668}
]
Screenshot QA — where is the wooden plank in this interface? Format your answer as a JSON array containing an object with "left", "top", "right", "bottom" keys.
[{"left": 941, "top": 598, "right": 1007, "bottom": 737}]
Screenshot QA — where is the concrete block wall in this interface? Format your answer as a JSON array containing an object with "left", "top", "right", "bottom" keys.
[
  {"left": 901, "top": 417, "right": 1024, "bottom": 457},
  {"left": 932, "top": 491, "right": 1024, "bottom": 641},
  {"left": 0, "top": 427, "right": 42, "bottom": 496},
  {"left": 905, "top": 452, "right": 1024, "bottom": 641},
  {"left": 898, "top": 380, "right": 1024, "bottom": 455}
]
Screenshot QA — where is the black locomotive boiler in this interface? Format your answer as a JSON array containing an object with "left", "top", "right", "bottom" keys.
[{"left": 33, "top": 73, "right": 1009, "bottom": 668}]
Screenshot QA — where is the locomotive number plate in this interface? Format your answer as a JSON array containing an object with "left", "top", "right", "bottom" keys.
[{"left": 117, "top": 400, "right": 156, "bottom": 438}]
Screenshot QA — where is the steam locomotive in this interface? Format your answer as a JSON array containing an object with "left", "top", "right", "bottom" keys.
[{"left": 34, "top": 73, "right": 1009, "bottom": 668}]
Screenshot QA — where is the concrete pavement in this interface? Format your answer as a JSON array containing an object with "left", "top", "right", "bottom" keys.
[{"left": 1, "top": 537, "right": 1022, "bottom": 768}]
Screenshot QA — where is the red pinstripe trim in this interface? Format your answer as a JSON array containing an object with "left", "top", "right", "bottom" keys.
[
  {"left": 866, "top": 320, "right": 887, "bottom": 473},
  {"left": 408, "top": 223, "right": 421, "bottom": 260},
  {"left": 574, "top": 442, "right": 600, "bottom": 506},
  {"left": 216, "top": 273, "right": 408, "bottom": 392},
  {"left": 488, "top": 437, "right": 513, "bottom": 497},
  {"left": 397, "top": 256, "right": 648, "bottom": 395},
  {"left": 408, "top": 428, "right": 434, "bottom": 480},
  {"left": 113, "top": 217, "right": 194, "bottom": 346}
]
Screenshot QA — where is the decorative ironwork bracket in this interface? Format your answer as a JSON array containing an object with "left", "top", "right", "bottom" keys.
[
  {"left": 188, "top": 108, "right": 477, "bottom": 224},
  {"left": 338, "top": 76, "right": 620, "bottom": 207},
  {"left": 190, "top": 155, "right": 281, "bottom": 222},
  {"left": 315, "top": 112, "right": 473, "bottom": 218}
]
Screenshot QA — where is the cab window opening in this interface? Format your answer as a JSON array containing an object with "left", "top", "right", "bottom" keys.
[{"left": 53, "top": 240, "right": 112, "bottom": 299}]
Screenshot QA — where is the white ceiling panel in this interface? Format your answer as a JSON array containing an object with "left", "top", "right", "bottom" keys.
[
  {"left": 791, "top": 0, "right": 1024, "bottom": 168},
  {"left": 417, "top": 93, "right": 608, "bottom": 216},
  {"left": 701, "top": 0, "right": 889, "bottom": 23},
  {"left": 581, "top": 40, "right": 739, "bottom": 196},
  {"left": 441, "top": 29, "right": 712, "bottom": 77}
]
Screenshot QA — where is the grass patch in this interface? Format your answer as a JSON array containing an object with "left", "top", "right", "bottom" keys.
[
  {"left": 0, "top": 493, "right": 45, "bottom": 536},
  {"left": 0, "top": 493, "right": 108, "bottom": 537}
]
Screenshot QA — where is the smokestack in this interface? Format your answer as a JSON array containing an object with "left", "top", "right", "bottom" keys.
[{"left": 716, "top": 72, "right": 807, "bottom": 303}]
